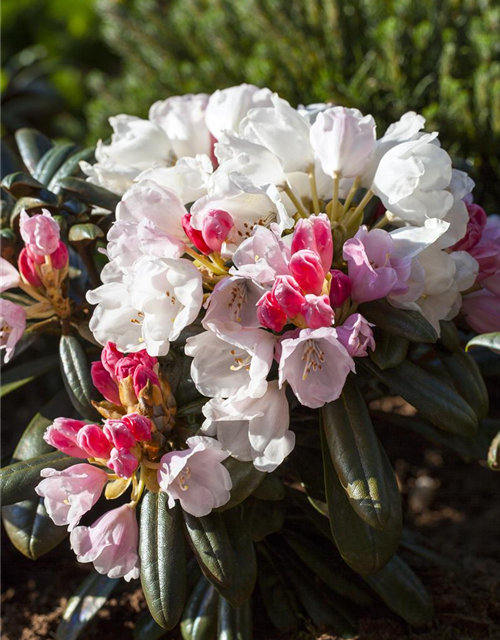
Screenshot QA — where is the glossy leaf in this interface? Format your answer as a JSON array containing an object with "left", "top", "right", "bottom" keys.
[
  {"left": 48, "top": 147, "right": 96, "bottom": 189},
  {"left": 359, "top": 299, "right": 437, "bottom": 343},
  {"left": 246, "top": 498, "right": 286, "bottom": 542},
  {"left": 438, "top": 321, "right": 461, "bottom": 351},
  {"left": 466, "top": 332, "right": 500, "bottom": 353},
  {"left": 1, "top": 354, "right": 59, "bottom": 398},
  {"left": 34, "top": 144, "right": 80, "bottom": 185},
  {"left": 59, "top": 335, "right": 101, "bottom": 420},
  {"left": 369, "top": 330, "right": 409, "bottom": 370},
  {"left": 257, "top": 548, "right": 299, "bottom": 633},
  {"left": 215, "top": 458, "right": 265, "bottom": 512},
  {"left": 69, "top": 223, "right": 105, "bottom": 243},
  {"left": 139, "top": 492, "right": 187, "bottom": 630},
  {"left": 55, "top": 572, "right": 118, "bottom": 640},
  {"left": 438, "top": 348, "right": 489, "bottom": 420},
  {"left": 217, "top": 596, "right": 252, "bottom": 640},
  {"left": 181, "top": 575, "right": 218, "bottom": 640},
  {"left": 14, "top": 128, "right": 53, "bottom": 175},
  {"left": 322, "top": 376, "right": 397, "bottom": 529},
  {"left": 1, "top": 171, "right": 55, "bottom": 200},
  {"left": 54, "top": 176, "right": 120, "bottom": 211}
]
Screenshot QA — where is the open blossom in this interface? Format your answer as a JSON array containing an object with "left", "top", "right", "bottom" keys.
[
  {"left": 336, "top": 313, "right": 375, "bottom": 357},
  {"left": 278, "top": 327, "right": 355, "bottom": 409},
  {"left": 462, "top": 289, "right": 500, "bottom": 334},
  {"left": 206, "top": 84, "right": 273, "bottom": 140},
  {"left": 158, "top": 436, "right": 232, "bottom": 517},
  {"left": 201, "top": 382, "right": 294, "bottom": 472},
  {"left": 35, "top": 464, "right": 108, "bottom": 531},
  {"left": 1, "top": 257, "right": 21, "bottom": 291},
  {"left": 20, "top": 210, "right": 60, "bottom": 256},
  {"left": 230, "top": 225, "right": 291, "bottom": 285},
  {"left": 0, "top": 300, "right": 26, "bottom": 363},
  {"left": 70, "top": 504, "right": 140, "bottom": 581}
]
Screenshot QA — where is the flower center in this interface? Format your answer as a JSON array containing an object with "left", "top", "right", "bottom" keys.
[
  {"left": 302, "top": 339, "right": 325, "bottom": 380},
  {"left": 228, "top": 283, "right": 247, "bottom": 322},
  {"left": 178, "top": 466, "right": 191, "bottom": 491},
  {"left": 229, "top": 350, "right": 252, "bottom": 371}
]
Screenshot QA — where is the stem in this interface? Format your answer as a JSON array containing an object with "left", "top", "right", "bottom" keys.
[
  {"left": 77, "top": 244, "right": 101, "bottom": 289},
  {"left": 331, "top": 171, "right": 341, "bottom": 221},
  {"left": 308, "top": 167, "right": 321, "bottom": 215},
  {"left": 284, "top": 183, "right": 309, "bottom": 218},
  {"left": 342, "top": 176, "right": 361, "bottom": 214},
  {"left": 372, "top": 213, "right": 390, "bottom": 229},
  {"left": 345, "top": 189, "right": 374, "bottom": 226},
  {"left": 210, "top": 252, "right": 227, "bottom": 271},
  {"left": 185, "top": 247, "right": 227, "bottom": 275}
]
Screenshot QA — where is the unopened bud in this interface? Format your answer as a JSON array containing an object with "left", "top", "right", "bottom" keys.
[
  {"left": 289, "top": 249, "right": 325, "bottom": 296},
  {"left": 291, "top": 214, "right": 333, "bottom": 273},
  {"left": 18, "top": 248, "right": 42, "bottom": 287},
  {"left": 182, "top": 212, "right": 211, "bottom": 255},
  {"left": 272, "top": 275, "right": 305, "bottom": 317},
  {"left": 201, "top": 209, "right": 234, "bottom": 253},
  {"left": 256, "top": 291, "right": 287, "bottom": 332},
  {"left": 301, "top": 294, "right": 335, "bottom": 329},
  {"left": 329, "top": 270, "right": 352, "bottom": 307},
  {"left": 76, "top": 424, "right": 112, "bottom": 459}
]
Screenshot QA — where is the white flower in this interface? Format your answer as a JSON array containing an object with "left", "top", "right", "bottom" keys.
[
  {"left": 201, "top": 382, "right": 294, "bottom": 472},
  {"left": 185, "top": 328, "right": 276, "bottom": 400},
  {"left": 137, "top": 155, "right": 213, "bottom": 204},
  {"left": 206, "top": 84, "right": 273, "bottom": 140}
]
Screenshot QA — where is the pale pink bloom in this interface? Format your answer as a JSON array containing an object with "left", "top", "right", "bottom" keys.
[
  {"left": 300, "top": 294, "right": 335, "bottom": 329},
  {"left": 158, "top": 436, "right": 232, "bottom": 517},
  {"left": 309, "top": 107, "right": 376, "bottom": 178},
  {"left": 103, "top": 420, "right": 136, "bottom": 450},
  {"left": 0, "top": 258, "right": 21, "bottom": 291},
  {"left": 462, "top": 289, "right": 500, "bottom": 334},
  {"left": 291, "top": 214, "right": 333, "bottom": 273},
  {"left": 256, "top": 291, "right": 287, "bottom": 332},
  {"left": 329, "top": 270, "right": 352, "bottom": 307},
  {"left": 70, "top": 504, "right": 140, "bottom": 581},
  {"left": 336, "top": 313, "right": 375, "bottom": 357},
  {"left": 0, "top": 300, "right": 26, "bottom": 363},
  {"left": 272, "top": 275, "right": 306, "bottom": 317},
  {"left": 91, "top": 361, "right": 121, "bottom": 405},
  {"left": 44, "top": 418, "right": 88, "bottom": 458},
  {"left": 107, "top": 448, "right": 139, "bottom": 478},
  {"left": 35, "top": 464, "right": 108, "bottom": 531},
  {"left": 18, "top": 249, "right": 42, "bottom": 287},
  {"left": 230, "top": 225, "right": 291, "bottom": 285},
  {"left": 278, "top": 327, "right": 355, "bottom": 409},
  {"left": 343, "top": 226, "right": 411, "bottom": 303},
  {"left": 76, "top": 425, "right": 112, "bottom": 459},
  {"left": 122, "top": 414, "right": 152, "bottom": 441},
  {"left": 20, "top": 210, "right": 60, "bottom": 256},
  {"left": 201, "top": 209, "right": 234, "bottom": 253},
  {"left": 289, "top": 249, "right": 325, "bottom": 296}
]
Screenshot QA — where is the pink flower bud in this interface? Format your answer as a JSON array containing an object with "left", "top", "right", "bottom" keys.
[
  {"left": 114, "top": 357, "right": 137, "bottom": 382},
  {"left": 291, "top": 214, "right": 333, "bottom": 273},
  {"left": 76, "top": 425, "right": 112, "bottom": 459},
  {"left": 132, "top": 364, "right": 160, "bottom": 396},
  {"left": 272, "top": 275, "right": 306, "bottom": 317},
  {"left": 132, "top": 350, "right": 158, "bottom": 370},
  {"left": 329, "top": 270, "right": 352, "bottom": 307},
  {"left": 122, "top": 413, "right": 152, "bottom": 441},
  {"left": 452, "top": 203, "right": 488, "bottom": 252},
  {"left": 101, "top": 342, "right": 122, "bottom": 378},
  {"left": 50, "top": 241, "right": 69, "bottom": 270},
  {"left": 257, "top": 291, "right": 287, "bottom": 332},
  {"left": 182, "top": 212, "right": 212, "bottom": 255},
  {"left": 18, "top": 248, "right": 42, "bottom": 287},
  {"left": 201, "top": 209, "right": 234, "bottom": 253},
  {"left": 20, "top": 210, "right": 60, "bottom": 256},
  {"left": 300, "top": 294, "right": 335, "bottom": 329},
  {"left": 44, "top": 418, "right": 88, "bottom": 458},
  {"left": 103, "top": 420, "right": 136, "bottom": 450},
  {"left": 25, "top": 245, "right": 45, "bottom": 265},
  {"left": 289, "top": 249, "right": 325, "bottom": 296},
  {"left": 91, "top": 361, "right": 121, "bottom": 405},
  {"left": 107, "top": 448, "right": 139, "bottom": 478}
]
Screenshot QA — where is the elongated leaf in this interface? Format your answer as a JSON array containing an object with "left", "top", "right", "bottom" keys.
[
  {"left": 215, "top": 458, "right": 265, "bottom": 512},
  {"left": 369, "top": 331, "right": 409, "bottom": 370},
  {"left": 400, "top": 530, "right": 459, "bottom": 572},
  {"left": 15, "top": 128, "right": 53, "bottom": 174},
  {"left": 54, "top": 177, "right": 120, "bottom": 211},
  {"left": 34, "top": 144, "right": 80, "bottom": 185},
  {"left": 133, "top": 610, "right": 167, "bottom": 640},
  {"left": 251, "top": 473, "right": 285, "bottom": 501},
  {"left": 438, "top": 321, "right": 461, "bottom": 351},
  {"left": 55, "top": 572, "right": 118, "bottom": 640},
  {"left": 176, "top": 398, "right": 208, "bottom": 418},
  {"left": 48, "top": 147, "right": 96, "bottom": 188},
  {"left": 246, "top": 498, "right": 286, "bottom": 542},
  {"left": 359, "top": 299, "right": 437, "bottom": 343},
  {"left": 59, "top": 335, "right": 100, "bottom": 420},
  {"left": 257, "top": 548, "right": 299, "bottom": 633},
  {"left": 466, "top": 332, "right": 500, "bottom": 353},
  {"left": 69, "top": 223, "right": 105, "bottom": 243},
  {"left": 321, "top": 427, "right": 401, "bottom": 576},
  {"left": 1, "top": 354, "right": 59, "bottom": 398},
  {"left": 139, "top": 492, "right": 187, "bottom": 630},
  {"left": 438, "top": 348, "right": 489, "bottom": 420},
  {"left": 1, "top": 172, "right": 56, "bottom": 200},
  {"left": 0, "top": 452, "right": 80, "bottom": 506},
  {"left": 183, "top": 512, "right": 235, "bottom": 588},
  {"left": 364, "top": 555, "right": 434, "bottom": 627},
  {"left": 361, "top": 358, "right": 478, "bottom": 437},
  {"left": 181, "top": 575, "right": 218, "bottom": 640},
  {"left": 217, "top": 597, "right": 252, "bottom": 640}
]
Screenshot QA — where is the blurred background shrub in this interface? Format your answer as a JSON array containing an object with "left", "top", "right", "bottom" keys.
[{"left": 2, "top": 0, "right": 500, "bottom": 209}]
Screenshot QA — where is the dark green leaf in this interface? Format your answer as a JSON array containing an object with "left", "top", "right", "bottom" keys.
[
  {"left": 369, "top": 330, "right": 409, "bottom": 370},
  {"left": 466, "top": 332, "right": 500, "bottom": 353},
  {"left": 1, "top": 172, "right": 57, "bottom": 201},
  {"left": 361, "top": 358, "right": 478, "bottom": 437},
  {"left": 14, "top": 128, "right": 53, "bottom": 175},
  {"left": 181, "top": 575, "right": 218, "bottom": 640},
  {"left": 139, "top": 492, "right": 187, "bottom": 630},
  {"left": 55, "top": 572, "right": 118, "bottom": 640},
  {"left": 215, "top": 458, "right": 265, "bottom": 512},
  {"left": 438, "top": 348, "right": 489, "bottom": 420},
  {"left": 217, "top": 597, "right": 252, "bottom": 640},
  {"left": 321, "top": 427, "right": 401, "bottom": 576},
  {"left": 59, "top": 335, "right": 101, "bottom": 420},
  {"left": 438, "top": 321, "right": 461, "bottom": 351},
  {"left": 176, "top": 398, "right": 208, "bottom": 418},
  {"left": 400, "top": 530, "right": 459, "bottom": 572},
  {"left": 54, "top": 177, "right": 120, "bottom": 211},
  {"left": 34, "top": 144, "right": 80, "bottom": 185},
  {"left": 183, "top": 511, "right": 235, "bottom": 589},
  {"left": 48, "top": 147, "right": 96, "bottom": 189},
  {"left": 364, "top": 555, "right": 434, "bottom": 627},
  {"left": 251, "top": 473, "right": 285, "bottom": 501},
  {"left": 1, "top": 354, "right": 59, "bottom": 398},
  {"left": 359, "top": 299, "right": 437, "bottom": 343},
  {"left": 68, "top": 223, "right": 105, "bottom": 243},
  {"left": 246, "top": 498, "right": 286, "bottom": 542},
  {"left": 257, "top": 547, "right": 299, "bottom": 633}
]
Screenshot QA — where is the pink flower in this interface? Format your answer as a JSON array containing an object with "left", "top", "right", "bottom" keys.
[
  {"left": 91, "top": 361, "right": 121, "bottom": 405},
  {"left": 18, "top": 249, "right": 42, "bottom": 287},
  {"left": 201, "top": 209, "right": 234, "bottom": 253},
  {"left": 20, "top": 210, "right": 60, "bottom": 257},
  {"left": 103, "top": 420, "right": 136, "bottom": 450},
  {"left": 291, "top": 214, "right": 333, "bottom": 274},
  {"left": 132, "top": 364, "right": 160, "bottom": 396},
  {"left": 468, "top": 215, "right": 500, "bottom": 282},
  {"left": 107, "top": 448, "right": 139, "bottom": 478},
  {"left": 336, "top": 313, "right": 375, "bottom": 357},
  {"left": 0, "top": 300, "right": 26, "bottom": 364},
  {"left": 343, "top": 226, "right": 411, "bottom": 303},
  {"left": 329, "top": 270, "right": 352, "bottom": 308},
  {"left": 300, "top": 294, "right": 335, "bottom": 329},
  {"left": 35, "top": 464, "right": 108, "bottom": 531},
  {"left": 76, "top": 424, "right": 112, "bottom": 459},
  {"left": 278, "top": 327, "right": 355, "bottom": 409},
  {"left": 70, "top": 504, "right": 140, "bottom": 581},
  {"left": 272, "top": 275, "right": 306, "bottom": 317},
  {"left": 0, "top": 258, "right": 20, "bottom": 292},
  {"left": 289, "top": 249, "right": 325, "bottom": 296},
  {"left": 44, "top": 418, "right": 88, "bottom": 458},
  {"left": 452, "top": 204, "right": 487, "bottom": 252},
  {"left": 462, "top": 289, "right": 500, "bottom": 334},
  {"left": 101, "top": 342, "right": 122, "bottom": 377},
  {"left": 257, "top": 291, "right": 287, "bottom": 332},
  {"left": 158, "top": 435, "right": 232, "bottom": 517},
  {"left": 122, "top": 413, "right": 152, "bottom": 441},
  {"left": 182, "top": 212, "right": 212, "bottom": 255}
]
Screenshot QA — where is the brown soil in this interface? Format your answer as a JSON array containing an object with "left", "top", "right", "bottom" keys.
[{"left": 1, "top": 429, "right": 499, "bottom": 640}]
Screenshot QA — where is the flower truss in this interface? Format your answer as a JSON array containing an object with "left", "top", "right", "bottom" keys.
[{"left": 1, "top": 84, "right": 498, "bottom": 631}]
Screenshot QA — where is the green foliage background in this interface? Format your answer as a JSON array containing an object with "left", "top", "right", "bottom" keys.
[{"left": 2, "top": 0, "right": 499, "bottom": 209}]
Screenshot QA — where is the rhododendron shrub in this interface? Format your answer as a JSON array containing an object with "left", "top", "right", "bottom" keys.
[{"left": 1, "top": 84, "right": 498, "bottom": 639}]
